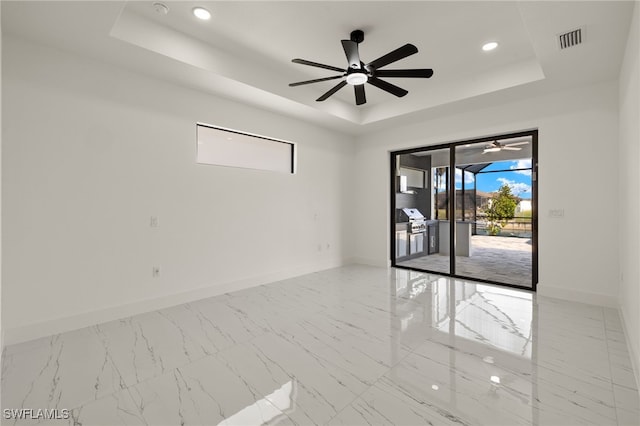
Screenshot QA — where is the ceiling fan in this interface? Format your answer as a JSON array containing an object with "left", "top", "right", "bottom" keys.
[
  {"left": 482, "top": 140, "right": 529, "bottom": 154},
  {"left": 289, "top": 30, "right": 433, "bottom": 106}
]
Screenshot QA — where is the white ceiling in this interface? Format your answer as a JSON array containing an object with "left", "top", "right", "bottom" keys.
[{"left": 2, "top": 1, "right": 635, "bottom": 135}]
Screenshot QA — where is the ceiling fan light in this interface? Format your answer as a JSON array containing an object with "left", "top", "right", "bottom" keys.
[{"left": 346, "top": 72, "right": 368, "bottom": 85}]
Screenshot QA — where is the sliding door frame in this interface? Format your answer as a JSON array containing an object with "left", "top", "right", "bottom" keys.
[{"left": 390, "top": 129, "right": 538, "bottom": 292}]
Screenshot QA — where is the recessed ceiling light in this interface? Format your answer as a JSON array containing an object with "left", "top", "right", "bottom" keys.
[
  {"left": 153, "top": 2, "right": 169, "bottom": 15},
  {"left": 490, "top": 375, "right": 501, "bottom": 384},
  {"left": 193, "top": 7, "right": 211, "bottom": 20},
  {"left": 482, "top": 42, "right": 498, "bottom": 52}
]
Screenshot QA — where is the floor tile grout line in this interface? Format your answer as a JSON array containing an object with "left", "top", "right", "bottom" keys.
[
  {"left": 210, "top": 323, "right": 369, "bottom": 423},
  {"left": 322, "top": 338, "right": 418, "bottom": 425}
]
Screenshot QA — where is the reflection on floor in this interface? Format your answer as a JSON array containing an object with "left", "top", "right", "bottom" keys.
[
  {"left": 2, "top": 265, "right": 637, "bottom": 425},
  {"left": 398, "top": 234, "right": 533, "bottom": 287}
]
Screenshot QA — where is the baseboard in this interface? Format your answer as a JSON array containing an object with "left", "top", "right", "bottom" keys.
[
  {"left": 536, "top": 282, "right": 618, "bottom": 307},
  {"left": 4, "top": 257, "right": 350, "bottom": 346},
  {"left": 620, "top": 305, "right": 640, "bottom": 391},
  {"left": 350, "top": 256, "right": 391, "bottom": 268}
]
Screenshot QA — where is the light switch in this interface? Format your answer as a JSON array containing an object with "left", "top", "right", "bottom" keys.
[
  {"left": 549, "top": 209, "right": 564, "bottom": 218},
  {"left": 150, "top": 216, "right": 159, "bottom": 228}
]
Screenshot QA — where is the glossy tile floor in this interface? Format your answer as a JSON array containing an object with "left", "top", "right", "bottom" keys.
[{"left": 2, "top": 265, "right": 639, "bottom": 425}]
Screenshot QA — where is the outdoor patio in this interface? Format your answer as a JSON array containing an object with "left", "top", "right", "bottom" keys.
[{"left": 397, "top": 235, "right": 533, "bottom": 288}]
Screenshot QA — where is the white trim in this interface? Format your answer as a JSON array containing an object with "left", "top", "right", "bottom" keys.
[
  {"left": 536, "top": 282, "right": 618, "bottom": 307},
  {"left": 196, "top": 123, "right": 297, "bottom": 174},
  {"left": 3, "top": 258, "right": 350, "bottom": 346},
  {"left": 350, "top": 257, "right": 390, "bottom": 268},
  {"left": 620, "top": 304, "right": 640, "bottom": 391}
]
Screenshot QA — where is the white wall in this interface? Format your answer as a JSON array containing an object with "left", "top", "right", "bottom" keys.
[
  {"left": 2, "top": 36, "right": 355, "bottom": 344},
  {"left": 0, "top": 1, "right": 3, "bottom": 355},
  {"left": 353, "top": 79, "right": 620, "bottom": 306},
  {"left": 618, "top": 1, "right": 640, "bottom": 386}
]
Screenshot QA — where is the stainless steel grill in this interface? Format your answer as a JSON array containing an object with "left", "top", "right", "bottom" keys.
[{"left": 399, "top": 208, "right": 426, "bottom": 233}]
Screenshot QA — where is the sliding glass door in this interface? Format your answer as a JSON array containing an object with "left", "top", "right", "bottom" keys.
[
  {"left": 454, "top": 138, "right": 534, "bottom": 288},
  {"left": 393, "top": 147, "right": 450, "bottom": 274},
  {"left": 391, "top": 131, "right": 538, "bottom": 290}
]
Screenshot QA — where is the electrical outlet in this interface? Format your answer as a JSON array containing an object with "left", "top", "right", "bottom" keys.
[{"left": 152, "top": 266, "right": 160, "bottom": 278}]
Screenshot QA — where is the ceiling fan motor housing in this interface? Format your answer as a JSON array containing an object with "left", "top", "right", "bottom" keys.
[
  {"left": 346, "top": 64, "right": 367, "bottom": 75},
  {"left": 350, "top": 30, "right": 365, "bottom": 44}
]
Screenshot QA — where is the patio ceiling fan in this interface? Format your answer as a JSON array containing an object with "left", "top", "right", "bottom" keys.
[
  {"left": 482, "top": 140, "right": 529, "bottom": 154},
  {"left": 288, "top": 29, "right": 433, "bottom": 106}
]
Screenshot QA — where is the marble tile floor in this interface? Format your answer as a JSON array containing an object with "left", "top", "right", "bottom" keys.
[{"left": 1, "top": 265, "right": 638, "bottom": 425}]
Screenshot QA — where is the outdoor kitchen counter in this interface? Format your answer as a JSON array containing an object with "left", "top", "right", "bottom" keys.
[{"left": 438, "top": 220, "right": 472, "bottom": 257}]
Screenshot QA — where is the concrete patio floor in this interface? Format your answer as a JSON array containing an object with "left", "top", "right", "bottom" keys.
[{"left": 397, "top": 235, "right": 533, "bottom": 288}]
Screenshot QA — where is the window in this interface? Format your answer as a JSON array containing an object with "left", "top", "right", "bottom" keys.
[{"left": 196, "top": 124, "right": 296, "bottom": 174}]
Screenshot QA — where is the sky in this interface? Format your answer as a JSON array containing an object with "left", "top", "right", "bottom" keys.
[{"left": 454, "top": 159, "right": 532, "bottom": 199}]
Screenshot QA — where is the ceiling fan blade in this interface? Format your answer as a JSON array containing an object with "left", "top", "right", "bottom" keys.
[
  {"left": 504, "top": 141, "right": 530, "bottom": 147},
  {"left": 341, "top": 40, "right": 361, "bottom": 69},
  {"left": 289, "top": 75, "right": 344, "bottom": 87},
  {"left": 366, "top": 44, "right": 418, "bottom": 70},
  {"left": 354, "top": 84, "right": 366, "bottom": 105},
  {"left": 367, "top": 77, "right": 408, "bottom": 97},
  {"left": 316, "top": 80, "right": 348, "bottom": 102},
  {"left": 375, "top": 69, "right": 433, "bottom": 78},
  {"left": 292, "top": 58, "right": 346, "bottom": 73},
  {"left": 502, "top": 147, "right": 522, "bottom": 151}
]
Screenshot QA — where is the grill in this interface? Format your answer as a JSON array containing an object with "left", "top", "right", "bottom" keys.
[{"left": 399, "top": 208, "right": 426, "bottom": 233}]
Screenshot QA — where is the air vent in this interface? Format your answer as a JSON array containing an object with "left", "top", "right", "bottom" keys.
[{"left": 558, "top": 28, "right": 583, "bottom": 50}]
